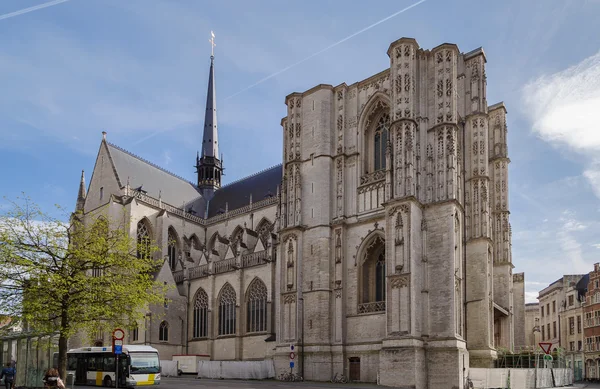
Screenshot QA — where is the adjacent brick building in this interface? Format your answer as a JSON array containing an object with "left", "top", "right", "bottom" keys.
[
  {"left": 560, "top": 280, "right": 585, "bottom": 380},
  {"left": 585, "top": 264, "right": 600, "bottom": 378},
  {"left": 538, "top": 275, "right": 585, "bottom": 348}
]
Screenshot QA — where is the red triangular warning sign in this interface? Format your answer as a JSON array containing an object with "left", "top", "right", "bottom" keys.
[{"left": 539, "top": 342, "right": 553, "bottom": 354}]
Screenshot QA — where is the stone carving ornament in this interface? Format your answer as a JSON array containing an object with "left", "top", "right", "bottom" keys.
[{"left": 390, "top": 275, "right": 409, "bottom": 288}]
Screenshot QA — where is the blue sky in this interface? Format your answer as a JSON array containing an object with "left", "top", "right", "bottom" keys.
[{"left": 1, "top": 0, "right": 599, "bottom": 302}]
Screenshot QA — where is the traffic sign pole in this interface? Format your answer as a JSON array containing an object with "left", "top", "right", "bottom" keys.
[
  {"left": 112, "top": 329, "right": 125, "bottom": 387},
  {"left": 290, "top": 345, "right": 295, "bottom": 375}
]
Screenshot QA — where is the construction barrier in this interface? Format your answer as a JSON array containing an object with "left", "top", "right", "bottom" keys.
[
  {"left": 469, "top": 368, "right": 573, "bottom": 389},
  {"left": 159, "top": 360, "right": 179, "bottom": 377},
  {"left": 197, "top": 360, "right": 275, "bottom": 380}
]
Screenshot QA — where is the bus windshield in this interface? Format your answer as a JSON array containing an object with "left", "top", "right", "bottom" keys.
[{"left": 129, "top": 352, "right": 160, "bottom": 374}]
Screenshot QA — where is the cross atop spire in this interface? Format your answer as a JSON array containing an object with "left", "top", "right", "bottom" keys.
[{"left": 209, "top": 30, "right": 216, "bottom": 58}]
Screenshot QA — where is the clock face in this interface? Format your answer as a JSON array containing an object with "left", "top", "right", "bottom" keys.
[{"left": 113, "top": 329, "right": 125, "bottom": 340}]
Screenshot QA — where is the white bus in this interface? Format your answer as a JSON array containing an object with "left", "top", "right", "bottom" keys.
[{"left": 66, "top": 345, "right": 160, "bottom": 387}]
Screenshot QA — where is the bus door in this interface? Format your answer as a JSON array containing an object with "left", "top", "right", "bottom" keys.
[
  {"left": 117, "top": 355, "right": 129, "bottom": 387},
  {"left": 75, "top": 357, "right": 87, "bottom": 385}
]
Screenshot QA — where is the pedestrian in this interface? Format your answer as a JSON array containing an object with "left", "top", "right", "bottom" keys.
[
  {"left": 42, "top": 368, "right": 65, "bottom": 389},
  {"left": 0, "top": 362, "right": 15, "bottom": 389}
]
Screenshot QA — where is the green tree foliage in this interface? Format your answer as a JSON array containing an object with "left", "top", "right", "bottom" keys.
[{"left": 0, "top": 196, "right": 167, "bottom": 379}]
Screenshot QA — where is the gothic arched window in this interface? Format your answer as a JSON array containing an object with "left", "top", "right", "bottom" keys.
[
  {"left": 246, "top": 279, "right": 268, "bottom": 333},
  {"left": 131, "top": 322, "right": 139, "bottom": 342},
  {"left": 230, "top": 226, "right": 244, "bottom": 256},
  {"left": 358, "top": 235, "right": 386, "bottom": 313},
  {"left": 218, "top": 284, "right": 236, "bottom": 335},
  {"left": 159, "top": 321, "right": 169, "bottom": 341},
  {"left": 256, "top": 219, "right": 272, "bottom": 248},
  {"left": 375, "top": 252, "right": 386, "bottom": 302},
  {"left": 92, "top": 217, "right": 109, "bottom": 277},
  {"left": 136, "top": 220, "right": 152, "bottom": 259},
  {"left": 373, "top": 114, "right": 390, "bottom": 171},
  {"left": 208, "top": 232, "right": 219, "bottom": 256},
  {"left": 193, "top": 288, "right": 209, "bottom": 338},
  {"left": 168, "top": 227, "right": 178, "bottom": 270}
]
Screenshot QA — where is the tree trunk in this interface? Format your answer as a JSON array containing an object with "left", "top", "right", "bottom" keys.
[
  {"left": 58, "top": 333, "right": 68, "bottom": 381},
  {"left": 59, "top": 304, "right": 69, "bottom": 381}
]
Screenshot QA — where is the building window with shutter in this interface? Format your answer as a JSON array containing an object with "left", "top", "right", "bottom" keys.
[{"left": 542, "top": 326, "right": 545, "bottom": 340}]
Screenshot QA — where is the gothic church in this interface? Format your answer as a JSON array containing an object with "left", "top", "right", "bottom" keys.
[{"left": 77, "top": 36, "right": 526, "bottom": 388}]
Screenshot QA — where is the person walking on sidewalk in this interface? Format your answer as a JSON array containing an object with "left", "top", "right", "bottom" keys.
[{"left": 0, "top": 362, "right": 16, "bottom": 389}]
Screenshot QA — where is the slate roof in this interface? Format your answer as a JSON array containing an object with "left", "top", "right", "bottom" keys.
[
  {"left": 106, "top": 142, "right": 207, "bottom": 215},
  {"left": 207, "top": 165, "right": 282, "bottom": 218}
]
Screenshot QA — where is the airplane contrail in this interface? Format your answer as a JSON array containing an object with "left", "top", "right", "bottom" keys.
[
  {"left": 224, "top": 0, "right": 427, "bottom": 100},
  {"left": 0, "top": 0, "right": 70, "bottom": 21}
]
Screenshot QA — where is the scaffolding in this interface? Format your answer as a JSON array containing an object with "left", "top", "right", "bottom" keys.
[{"left": 495, "top": 346, "right": 567, "bottom": 369}]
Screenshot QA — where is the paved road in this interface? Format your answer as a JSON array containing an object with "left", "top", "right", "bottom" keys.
[{"left": 160, "top": 376, "right": 381, "bottom": 389}]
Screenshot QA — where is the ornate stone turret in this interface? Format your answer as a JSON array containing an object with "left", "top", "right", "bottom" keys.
[
  {"left": 196, "top": 32, "right": 223, "bottom": 201},
  {"left": 75, "top": 170, "right": 86, "bottom": 212}
]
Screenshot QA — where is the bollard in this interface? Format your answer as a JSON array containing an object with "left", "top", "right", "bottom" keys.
[{"left": 66, "top": 373, "right": 75, "bottom": 389}]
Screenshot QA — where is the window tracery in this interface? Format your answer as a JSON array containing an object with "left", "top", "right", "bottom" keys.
[
  {"left": 159, "top": 321, "right": 169, "bottom": 341},
  {"left": 193, "top": 288, "right": 208, "bottom": 338},
  {"left": 257, "top": 220, "right": 272, "bottom": 248},
  {"left": 246, "top": 279, "right": 268, "bottom": 333},
  {"left": 168, "top": 227, "right": 178, "bottom": 270},
  {"left": 136, "top": 220, "right": 151, "bottom": 259},
  {"left": 358, "top": 234, "right": 386, "bottom": 313},
  {"left": 218, "top": 284, "right": 236, "bottom": 335},
  {"left": 373, "top": 114, "right": 390, "bottom": 171}
]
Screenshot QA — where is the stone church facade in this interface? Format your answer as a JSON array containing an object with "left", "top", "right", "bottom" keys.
[{"left": 75, "top": 36, "right": 525, "bottom": 388}]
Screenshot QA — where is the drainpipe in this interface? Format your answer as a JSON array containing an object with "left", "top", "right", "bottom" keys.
[
  {"left": 460, "top": 118, "right": 468, "bottom": 349},
  {"left": 186, "top": 281, "right": 191, "bottom": 354},
  {"left": 300, "top": 296, "right": 305, "bottom": 379}
]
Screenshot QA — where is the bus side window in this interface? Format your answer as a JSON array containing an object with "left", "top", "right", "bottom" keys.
[
  {"left": 68, "top": 356, "right": 78, "bottom": 370},
  {"left": 104, "top": 356, "right": 115, "bottom": 371},
  {"left": 88, "top": 357, "right": 96, "bottom": 371},
  {"left": 96, "top": 356, "right": 103, "bottom": 371}
]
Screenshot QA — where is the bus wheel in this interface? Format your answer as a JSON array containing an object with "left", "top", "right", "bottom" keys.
[{"left": 103, "top": 376, "right": 113, "bottom": 387}]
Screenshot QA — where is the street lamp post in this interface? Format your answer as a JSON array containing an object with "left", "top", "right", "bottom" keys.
[{"left": 533, "top": 321, "right": 541, "bottom": 388}]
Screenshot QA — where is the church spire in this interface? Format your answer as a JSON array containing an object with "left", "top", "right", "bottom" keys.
[
  {"left": 76, "top": 170, "right": 86, "bottom": 212},
  {"left": 196, "top": 31, "right": 223, "bottom": 201},
  {"left": 201, "top": 43, "right": 218, "bottom": 158}
]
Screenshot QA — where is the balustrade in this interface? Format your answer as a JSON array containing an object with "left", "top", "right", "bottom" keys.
[{"left": 358, "top": 301, "right": 385, "bottom": 314}]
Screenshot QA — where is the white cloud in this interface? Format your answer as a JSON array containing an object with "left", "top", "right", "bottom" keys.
[
  {"left": 162, "top": 150, "right": 172, "bottom": 167},
  {"left": 512, "top": 202, "right": 597, "bottom": 300},
  {"left": 560, "top": 210, "right": 587, "bottom": 232},
  {"left": 524, "top": 291, "right": 539, "bottom": 304},
  {"left": 522, "top": 50, "right": 600, "bottom": 197},
  {"left": 556, "top": 210, "right": 592, "bottom": 273},
  {"left": 584, "top": 163, "right": 600, "bottom": 198}
]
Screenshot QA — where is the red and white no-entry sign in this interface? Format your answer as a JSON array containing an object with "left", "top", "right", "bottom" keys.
[
  {"left": 113, "top": 328, "right": 125, "bottom": 340},
  {"left": 289, "top": 352, "right": 295, "bottom": 360}
]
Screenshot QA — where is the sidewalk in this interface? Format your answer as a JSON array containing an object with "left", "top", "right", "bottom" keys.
[{"left": 565, "top": 382, "right": 600, "bottom": 388}]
